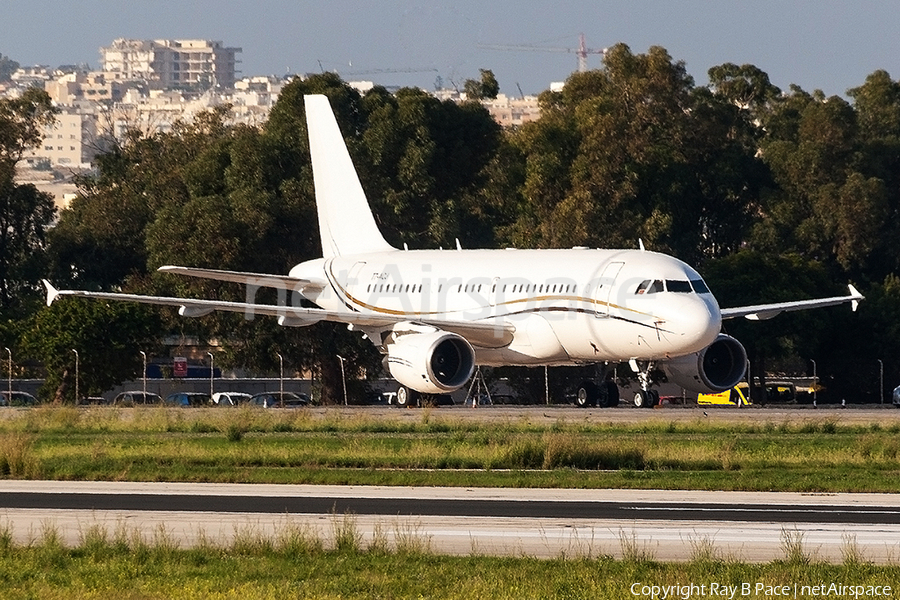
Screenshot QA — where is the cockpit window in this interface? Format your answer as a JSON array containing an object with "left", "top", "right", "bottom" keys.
[
  {"left": 690, "top": 278, "right": 710, "bottom": 294},
  {"left": 635, "top": 280, "right": 664, "bottom": 294},
  {"left": 666, "top": 280, "right": 693, "bottom": 293}
]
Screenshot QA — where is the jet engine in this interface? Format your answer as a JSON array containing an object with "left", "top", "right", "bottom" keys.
[
  {"left": 385, "top": 331, "right": 476, "bottom": 394},
  {"left": 663, "top": 334, "right": 748, "bottom": 394}
]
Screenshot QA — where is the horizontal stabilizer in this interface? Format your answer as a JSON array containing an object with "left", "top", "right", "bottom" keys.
[{"left": 158, "top": 265, "right": 325, "bottom": 296}]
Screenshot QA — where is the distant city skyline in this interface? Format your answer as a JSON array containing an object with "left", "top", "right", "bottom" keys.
[{"left": 3, "top": 1, "right": 900, "bottom": 97}]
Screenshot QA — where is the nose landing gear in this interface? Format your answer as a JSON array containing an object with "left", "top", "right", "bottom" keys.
[{"left": 630, "top": 359, "right": 660, "bottom": 408}]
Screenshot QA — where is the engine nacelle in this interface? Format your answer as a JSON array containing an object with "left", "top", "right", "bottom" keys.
[
  {"left": 385, "top": 331, "right": 476, "bottom": 394},
  {"left": 664, "top": 334, "right": 748, "bottom": 394}
]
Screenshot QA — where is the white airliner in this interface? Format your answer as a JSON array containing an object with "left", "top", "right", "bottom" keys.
[{"left": 44, "top": 94, "right": 864, "bottom": 407}]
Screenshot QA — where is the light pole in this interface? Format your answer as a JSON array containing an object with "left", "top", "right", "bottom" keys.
[
  {"left": 139, "top": 350, "right": 147, "bottom": 399},
  {"left": 811, "top": 359, "right": 817, "bottom": 405},
  {"left": 878, "top": 359, "right": 884, "bottom": 404},
  {"left": 4, "top": 347, "right": 11, "bottom": 402},
  {"left": 207, "top": 352, "right": 214, "bottom": 399},
  {"left": 72, "top": 349, "right": 79, "bottom": 404},
  {"left": 544, "top": 365, "right": 549, "bottom": 405},
  {"left": 336, "top": 355, "right": 348, "bottom": 406},
  {"left": 276, "top": 352, "right": 284, "bottom": 399}
]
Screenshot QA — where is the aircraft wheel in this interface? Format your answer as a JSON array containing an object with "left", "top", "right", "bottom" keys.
[
  {"left": 396, "top": 386, "right": 419, "bottom": 407},
  {"left": 575, "top": 381, "right": 599, "bottom": 407},
  {"left": 634, "top": 390, "right": 655, "bottom": 408},
  {"left": 604, "top": 381, "right": 620, "bottom": 407}
]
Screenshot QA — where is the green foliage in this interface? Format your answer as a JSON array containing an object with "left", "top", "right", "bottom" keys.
[
  {"left": 0, "top": 89, "right": 58, "bottom": 316},
  {"left": 463, "top": 68, "right": 500, "bottom": 101},
  {"left": 27, "top": 50, "right": 900, "bottom": 399},
  {"left": 21, "top": 298, "right": 160, "bottom": 402},
  {"left": 501, "top": 45, "right": 766, "bottom": 264},
  {"left": 0, "top": 54, "right": 19, "bottom": 83},
  {"left": 6, "top": 407, "right": 900, "bottom": 492},
  {"left": 0, "top": 521, "right": 898, "bottom": 600}
]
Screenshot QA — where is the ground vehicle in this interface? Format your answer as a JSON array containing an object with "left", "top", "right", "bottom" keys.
[
  {"left": 164, "top": 392, "right": 211, "bottom": 407},
  {"left": 113, "top": 391, "right": 161, "bottom": 406},
  {"left": 892, "top": 385, "right": 900, "bottom": 407},
  {"left": 698, "top": 384, "right": 751, "bottom": 406},
  {"left": 0, "top": 390, "right": 38, "bottom": 406},
  {"left": 249, "top": 391, "right": 310, "bottom": 408},
  {"left": 211, "top": 392, "right": 251, "bottom": 406}
]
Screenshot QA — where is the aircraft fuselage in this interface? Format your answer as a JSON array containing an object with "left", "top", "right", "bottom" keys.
[{"left": 291, "top": 247, "right": 722, "bottom": 367}]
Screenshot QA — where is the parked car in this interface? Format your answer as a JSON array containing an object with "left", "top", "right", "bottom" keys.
[
  {"left": 211, "top": 392, "right": 251, "bottom": 406},
  {"left": 0, "top": 390, "right": 38, "bottom": 407},
  {"left": 893, "top": 385, "right": 900, "bottom": 407},
  {"left": 164, "top": 392, "right": 211, "bottom": 407},
  {"left": 113, "top": 391, "right": 161, "bottom": 406},
  {"left": 249, "top": 391, "right": 310, "bottom": 408}
]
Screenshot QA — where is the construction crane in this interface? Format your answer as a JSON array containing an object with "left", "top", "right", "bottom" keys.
[
  {"left": 315, "top": 60, "right": 438, "bottom": 78},
  {"left": 478, "top": 33, "right": 605, "bottom": 73},
  {"left": 342, "top": 66, "right": 438, "bottom": 77}
]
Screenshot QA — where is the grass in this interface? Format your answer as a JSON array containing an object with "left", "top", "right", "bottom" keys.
[
  {"left": 1, "top": 517, "right": 899, "bottom": 600},
  {"left": 1, "top": 406, "right": 900, "bottom": 491},
  {"left": 3, "top": 406, "right": 900, "bottom": 596}
]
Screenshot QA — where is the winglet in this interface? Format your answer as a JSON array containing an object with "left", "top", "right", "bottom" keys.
[
  {"left": 42, "top": 279, "right": 60, "bottom": 306},
  {"left": 849, "top": 284, "right": 863, "bottom": 312}
]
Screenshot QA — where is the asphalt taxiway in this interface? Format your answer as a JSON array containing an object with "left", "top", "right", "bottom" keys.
[{"left": 2, "top": 481, "right": 899, "bottom": 562}]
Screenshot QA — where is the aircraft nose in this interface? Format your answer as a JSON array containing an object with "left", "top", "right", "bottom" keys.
[{"left": 672, "top": 295, "right": 721, "bottom": 352}]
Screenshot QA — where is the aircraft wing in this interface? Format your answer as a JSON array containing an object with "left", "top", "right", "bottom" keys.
[
  {"left": 42, "top": 280, "right": 515, "bottom": 347},
  {"left": 720, "top": 284, "right": 864, "bottom": 321},
  {"left": 157, "top": 265, "right": 326, "bottom": 295}
]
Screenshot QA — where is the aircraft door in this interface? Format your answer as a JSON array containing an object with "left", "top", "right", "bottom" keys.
[{"left": 594, "top": 261, "right": 624, "bottom": 318}]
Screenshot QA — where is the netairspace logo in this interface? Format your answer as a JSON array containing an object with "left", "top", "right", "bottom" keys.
[{"left": 630, "top": 582, "right": 893, "bottom": 599}]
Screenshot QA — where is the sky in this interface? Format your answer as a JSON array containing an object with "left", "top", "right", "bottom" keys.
[{"left": 2, "top": 1, "right": 899, "bottom": 97}]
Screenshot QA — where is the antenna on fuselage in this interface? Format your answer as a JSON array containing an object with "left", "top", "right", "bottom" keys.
[{"left": 638, "top": 239, "right": 646, "bottom": 251}]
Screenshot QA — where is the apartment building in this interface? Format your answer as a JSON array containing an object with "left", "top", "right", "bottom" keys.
[
  {"left": 101, "top": 39, "right": 242, "bottom": 90},
  {"left": 482, "top": 94, "right": 542, "bottom": 127},
  {"left": 23, "top": 107, "right": 99, "bottom": 169},
  {"left": 44, "top": 71, "right": 132, "bottom": 105}
]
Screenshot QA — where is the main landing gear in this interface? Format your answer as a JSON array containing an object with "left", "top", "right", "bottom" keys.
[{"left": 574, "top": 380, "right": 620, "bottom": 408}]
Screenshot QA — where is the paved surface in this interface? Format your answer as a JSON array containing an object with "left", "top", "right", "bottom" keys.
[
  {"left": 3, "top": 482, "right": 900, "bottom": 562},
  {"left": 2, "top": 405, "right": 899, "bottom": 562}
]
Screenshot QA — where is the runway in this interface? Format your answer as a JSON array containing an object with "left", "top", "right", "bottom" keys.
[{"left": 2, "top": 481, "right": 900, "bottom": 562}]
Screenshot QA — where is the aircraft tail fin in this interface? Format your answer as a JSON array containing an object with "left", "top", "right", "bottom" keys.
[{"left": 304, "top": 94, "right": 394, "bottom": 258}]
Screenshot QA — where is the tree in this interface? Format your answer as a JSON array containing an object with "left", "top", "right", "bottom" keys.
[
  {"left": 0, "top": 87, "right": 57, "bottom": 175},
  {"left": 708, "top": 63, "right": 781, "bottom": 114},
  {"left": 754, "top": 81, "right": 896, "bottom": 280},
  {"left": 0, "top": 182, "right": 55, "bottom": 313},
  {"left": 0, "top": 54, "right": 19, "bottom": 83},
  {"left": 702, "top": 250, "right": 837, "bottom": 402},
  {"left": 463, "top": 69, "right": 500, "bottom": 101},
  {"left": 0, "top": 88, "right": 58, "bottom": 315},
  {"left": 500, "top": 45, "right": 767, "bottom": 264},
  {"left": 22, "top": 298, "right": 160, "bottom": 402}
]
